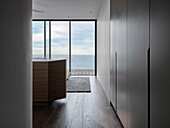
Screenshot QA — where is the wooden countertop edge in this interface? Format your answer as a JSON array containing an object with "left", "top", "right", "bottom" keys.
[{"left": 32, "top": 59, "right": 66, "bottom": 63}]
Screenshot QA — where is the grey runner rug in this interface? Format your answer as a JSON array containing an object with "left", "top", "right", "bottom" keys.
[{"left": 67, "top": 77, "right": 91, "bottom": 92}]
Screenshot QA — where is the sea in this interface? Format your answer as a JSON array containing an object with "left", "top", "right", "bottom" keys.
[{"left": 33, "top": 55, "right": 95, "bottom": 70}]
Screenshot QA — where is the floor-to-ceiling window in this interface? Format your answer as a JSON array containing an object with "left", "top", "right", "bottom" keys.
[
  {"left": 32, "top": 21, "right": 44, "bottom": 58},
  {"left": 51, "top": 21, "right": 69, "bottom": 70},
  {"left": 71, "top": 21, "right": 95, "bottom": 75},
  {"left": 32, "top": 20, "right": 96, "bottom": 76}
]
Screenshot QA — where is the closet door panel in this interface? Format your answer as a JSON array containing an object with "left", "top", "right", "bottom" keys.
[
  {"left": 127, "top": 0, "right": 149, "bottom": 127},
  {"left": 116, "top": 0, "right": 127, "bottom": 127},
  {"left": 110, "top": 0, "right": 117, "bottom": 109},
  {"left": 150, "top": 0, "right": 170, "bottom": 127}
]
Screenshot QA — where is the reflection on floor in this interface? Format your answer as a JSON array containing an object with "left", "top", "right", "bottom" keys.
[
  {"left": 71, "top": 69, "right": 95, "bottom": 76},
  {"left": 33, "top": 77, "right": 123, "bottom": 128}
]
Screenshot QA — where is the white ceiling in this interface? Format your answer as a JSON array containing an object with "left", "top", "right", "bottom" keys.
[{"left": 33, "top": 0, "right": 103, "bottom": 19}]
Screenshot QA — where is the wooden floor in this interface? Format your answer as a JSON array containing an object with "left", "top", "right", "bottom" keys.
[
  {"left": 33, "top": 77, "right": 123, "bottom": 128},
  {"left": 71, "top": 69, "right": 95, "bottom": 76}
]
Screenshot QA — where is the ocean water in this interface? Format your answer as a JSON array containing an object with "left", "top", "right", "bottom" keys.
[{"left": 33, "top": 55, "right": 95, "bottom": 69}]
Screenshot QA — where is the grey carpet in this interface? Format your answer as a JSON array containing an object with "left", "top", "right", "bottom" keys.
[{"left": 67, "top": 77, "right": 91, "bottom": 92}]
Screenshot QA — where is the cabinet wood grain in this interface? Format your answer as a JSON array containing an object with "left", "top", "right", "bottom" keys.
[{"left": 33, "top": 59, "right": 67, "bottom": 103}]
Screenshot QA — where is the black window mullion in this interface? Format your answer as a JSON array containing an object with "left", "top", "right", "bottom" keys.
[
  {"left": 69, "top": 21, "right": 71, "bottom": 73},
  {"left": 95, "top": 21, "right": 97, "bottom": 76},
  {"left": 49, "top": 21, "right": 51, "bottom": 59},
  {"left": 44, "top": 21, "right": 46, "bottom": 59}
]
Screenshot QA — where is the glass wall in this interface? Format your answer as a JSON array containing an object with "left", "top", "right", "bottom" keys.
[
  {"left": 51, "top": 21, "right": 69, "bottom": 70},
  {"left": 32, "top": 20, "right": 95, "bottom": 75},
  {"left": 71, "top": 21, "right": 95, "bottom": 72},
  {"left": 32, "top": 21, "right": 44, "bottom": 58}
]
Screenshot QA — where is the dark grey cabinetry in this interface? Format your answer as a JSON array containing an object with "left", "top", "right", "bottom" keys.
[
  {"left": 110, "top": 0, "right": 149, "bottom": 127},
  {"left": 126, "top": 0, "right": 149, "bottom": 128},
  {"left": 150, "top": 0, "right": 170, "bottom": 127},
  {"left": 110, "top": 0, "right": 117, "bottom": 109},
  {"left": 110, "top": 0, "right": 170, "bottom": 127},
  {"left": 116, "top": 0, "right": 127, "bottom": 127}
]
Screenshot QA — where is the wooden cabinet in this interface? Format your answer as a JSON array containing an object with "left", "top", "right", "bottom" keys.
[{"left": 33, "top": 59, "right": 66, "bottom": 103}]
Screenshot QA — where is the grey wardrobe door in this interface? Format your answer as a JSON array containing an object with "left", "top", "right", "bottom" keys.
[
  {"left": 116, "top": 0, "right": 127, "bottom": 127},
  {"left": 110, "top": 0, "right": 117, "bottom": 109},
  {"left": 150, "top": 0, "right": 170, "bottom": 127},
  {"left": 127, "top": 0, "right": 149, "bottom": 127}
]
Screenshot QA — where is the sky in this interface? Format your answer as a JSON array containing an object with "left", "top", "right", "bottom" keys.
[{"left": 32, "top": 21, "right": 95, "bottom": 56}]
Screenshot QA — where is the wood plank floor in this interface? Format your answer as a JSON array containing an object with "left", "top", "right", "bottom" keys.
[
  {"left": 33, "top": 77, "right": 123, "bottom": 128},
  {"left": 71, "top": 69, "right": 95, "bottom": 76}
]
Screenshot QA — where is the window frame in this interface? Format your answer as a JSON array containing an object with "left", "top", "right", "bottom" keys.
[{"left": 32, "top": 19, "right": 97, "bottom": 76}]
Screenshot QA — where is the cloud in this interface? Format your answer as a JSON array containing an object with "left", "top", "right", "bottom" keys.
[
  {"left": 71, "top": 45, "right": 95, "bottom": 55},
  {"left": 33, "top": 33, "right": 44, "bottom": 42},
  {"left": 33, "top": 47, "right": 43, "bottom": 55},
  {"left": 51, "top": 22, "right": 69, "bottom": 40},
  {"left": 32, "top": 21, "right": 95, "bottom": 55},
  {"left": 33, "top": 43, "right": 44, "bottom": 48},
  {"left": 32, "top": 21, "right": 44, "bottom": 34},
  {"left": 51, "top": 45, "right": 68, "bottom": 55}
]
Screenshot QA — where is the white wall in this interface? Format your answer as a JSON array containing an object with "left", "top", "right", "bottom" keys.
[
  {"left": 97, "top": 0, "right": 110, "bottom": 101},
  {"left": 0, "top": 0, "right": 32, "bottom": 127}
]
